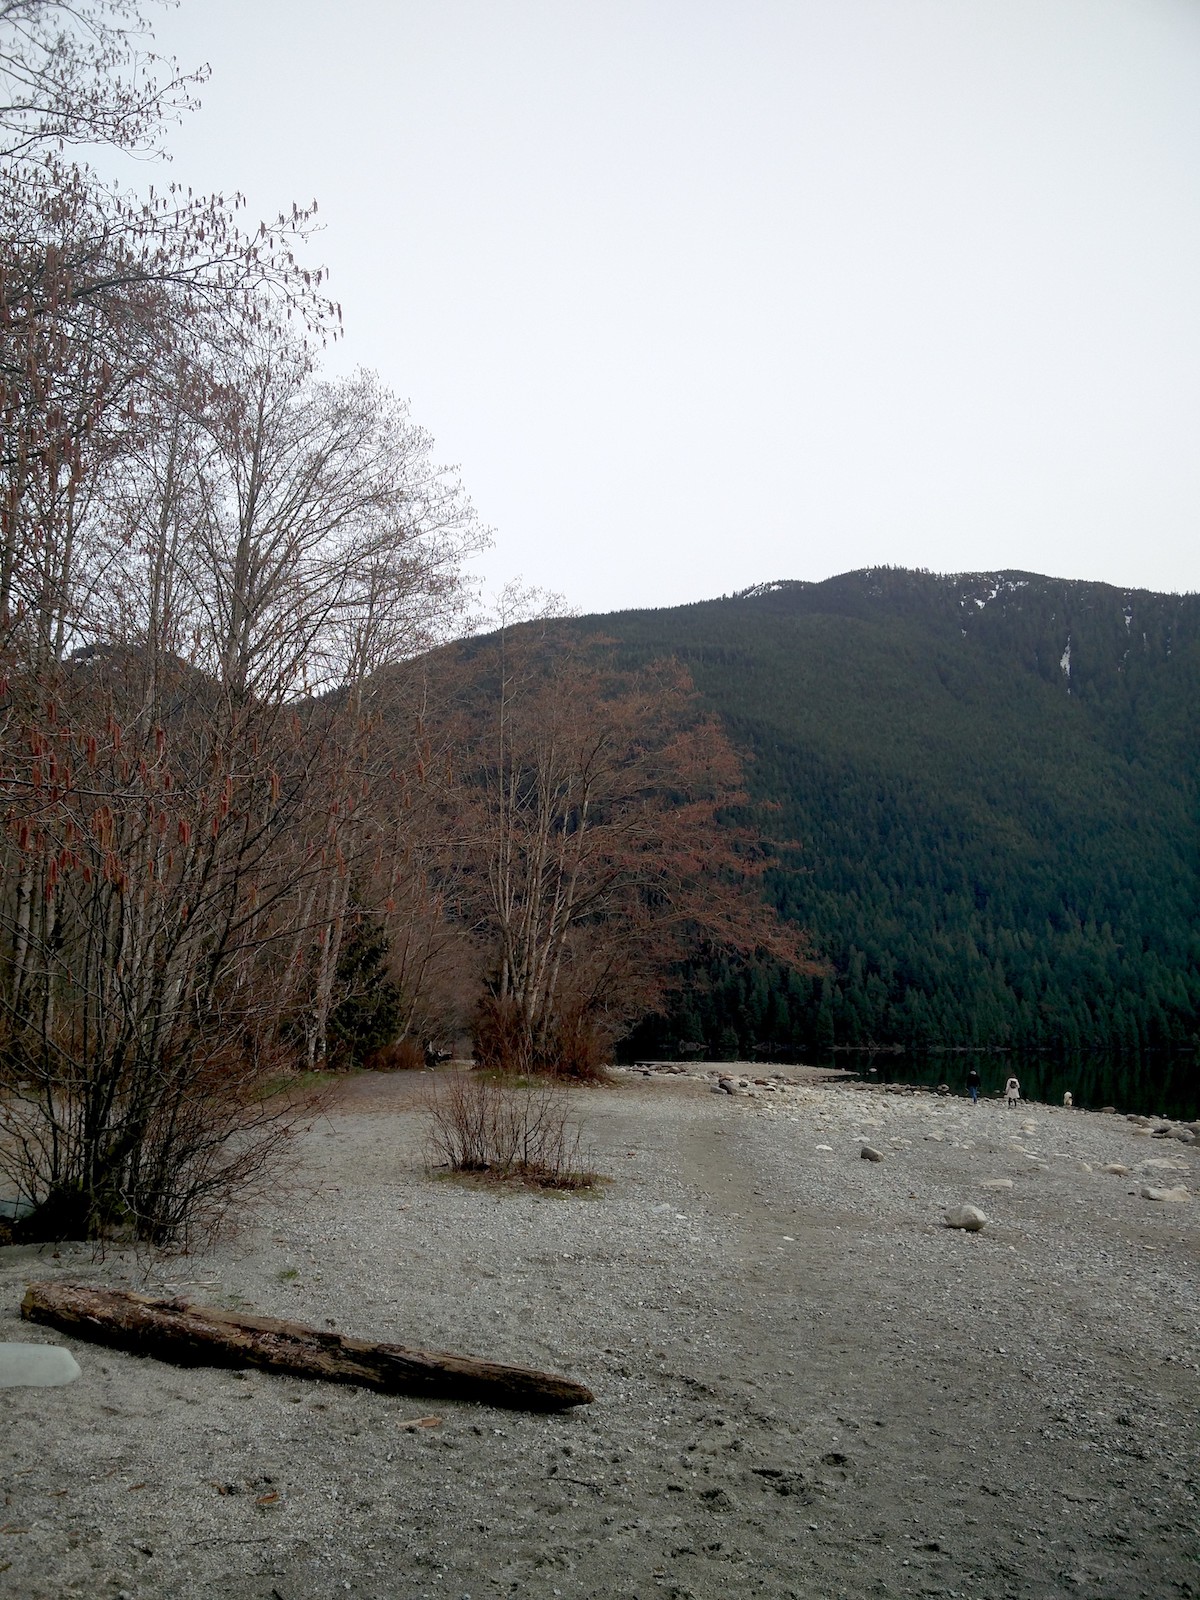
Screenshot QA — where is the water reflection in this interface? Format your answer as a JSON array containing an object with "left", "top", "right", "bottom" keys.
[{"left": 846, "top": 1050, "right": 1198, "bottom": 1122}]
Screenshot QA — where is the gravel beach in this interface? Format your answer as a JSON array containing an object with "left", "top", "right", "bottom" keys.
[{"left": 2, "top": 1065, "right": 1198, "bottom": 1600}]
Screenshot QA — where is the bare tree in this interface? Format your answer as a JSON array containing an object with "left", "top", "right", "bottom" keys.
[
  {"left": 0, "top": 0, "right": 197, "bottom": 161},
  {"left": 0, "top": 3, "right": 487, "bottom": 1240},
  {"left": 445, "top": 625, "right": 811, "bottom": 1075},
  {"left": 0, "top": 340, "right": 485, "bottom": 1239}
]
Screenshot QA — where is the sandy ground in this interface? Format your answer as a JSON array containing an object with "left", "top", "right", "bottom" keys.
[{"left": 1, "top": 1066, "right": 1198, "bottom": 1600}]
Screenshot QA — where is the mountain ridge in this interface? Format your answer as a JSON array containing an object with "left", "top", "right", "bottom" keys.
[{"left": 555, "top": 566, "right": 1198, "bottom": 1102}]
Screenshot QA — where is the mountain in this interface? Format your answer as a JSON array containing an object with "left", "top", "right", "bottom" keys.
[{"left": 563, "top": 568, "right": 1200, "bottom": 1095}]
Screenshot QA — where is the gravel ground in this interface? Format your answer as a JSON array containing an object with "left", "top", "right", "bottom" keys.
[{"left": 1, "top": 1065, "right": 1198, "bottom": 1600}]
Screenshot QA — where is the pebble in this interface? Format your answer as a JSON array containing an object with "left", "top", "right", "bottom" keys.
[{"left": 980, "top": 1179, "right": 1013, "bottom": 1191}]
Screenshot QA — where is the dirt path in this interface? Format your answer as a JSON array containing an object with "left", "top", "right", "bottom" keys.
[{"left": 1, "top": 1070, "right": 1197, "bottom": 1599}]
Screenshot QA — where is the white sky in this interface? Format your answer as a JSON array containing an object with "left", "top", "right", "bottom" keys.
[{"left": 142, "top": 0, "right": 1200, "bottom": 611}]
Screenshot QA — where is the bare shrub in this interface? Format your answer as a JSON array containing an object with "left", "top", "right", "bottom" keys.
[
  {"left": 0, "top": 1044, "right": 327, "bottom": 1249},
  {"left": 423, "top": 1071, "right": 593, "bottom": 1189},
  {"left": 470, "top": 995, "right": 533, "bottom": 1074},
  {"left": 364, "top": 1038, "right": 425, "bottom": 1072},
  {"left": 545, "top": 1004, "right": 612, "bottom": 1082},
  {"left": 471, "top": 994, "right": 611, "bottom": 1080}
]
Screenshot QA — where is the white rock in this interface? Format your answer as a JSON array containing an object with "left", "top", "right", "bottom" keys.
[
  {"left": 944, "top": 1205, "right": 987, "bottom": 1230},
  {"left": 815, "top": 1144, "right": 833, "bottom": 1152},
  {"left": 1140, "top": 1185, "right": 1189, "bottom": 1203},
  {"left": 981, "top": 1179, "right": 1013, "bottom": 1191},
  {"left": 0, "top": 1343, "right": 81, "bottom": 1388},
  {"left": 925, "top": 1132, "right": 945, "bottom": 1143},
  {"left": 1101, "top": 1163, "right": 1129, "bottom": 1176}
]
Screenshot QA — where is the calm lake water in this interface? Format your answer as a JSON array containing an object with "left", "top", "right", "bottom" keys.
[{"left": 839, "top": 1050, "right": 1199, "bottom": 1123}]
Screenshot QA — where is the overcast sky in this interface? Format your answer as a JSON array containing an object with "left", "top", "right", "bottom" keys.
[{"left": 143, "top": 0, "right": 1200, "bottom": 612}]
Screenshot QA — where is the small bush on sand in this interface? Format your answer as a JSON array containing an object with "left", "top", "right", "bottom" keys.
[{"left": 423, "top": 1071, "right": 595, "bottom": 1189}]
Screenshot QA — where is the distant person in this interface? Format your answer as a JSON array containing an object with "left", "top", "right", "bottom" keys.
[
  {"left": 1005, "top": 1075, "right": 1021, "bottom": 1108},
  {"left": 967, "top": 1067, "right": 981, "bottom": 1104}
]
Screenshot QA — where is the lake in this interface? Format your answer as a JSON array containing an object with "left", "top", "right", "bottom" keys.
[{"left": 844, "top": 1049, "right": 1199, "bottom": 1122}]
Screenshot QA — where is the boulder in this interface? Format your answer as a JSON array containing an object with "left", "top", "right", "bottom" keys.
[
  {"left": 944, "top": 1205, "right": 987, "bottom": 1231},
  {"left": 860, "top": 1145, "right": 884, "bottom": 1162},
  {"left": 0, "top": 1342, "right": 82, "bottom": 1388},
  {"left": 1101, "top": 1163, "right": 1129, "bottom": 1175},
  {"left": 1140, "top": 1185, "right": 1189, "bottom": 1203}
]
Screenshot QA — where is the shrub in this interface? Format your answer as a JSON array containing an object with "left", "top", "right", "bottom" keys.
[
  {"left": 364, "top": 1038, "right": 426, "bottom": 1072},
  {"left": 471, "top": 995, "right": 611, "bottom": 1080},
  {"left": 470, "top": 996, "right": 532, "bottom": 1074},
  {"left": 423, "top": 1071, "right": 593, "bottom": 1189},
  {"left": 545, "top": 1006, "right": 612, "bottom": 1082}
]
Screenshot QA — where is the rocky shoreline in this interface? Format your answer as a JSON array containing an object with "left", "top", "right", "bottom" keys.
[{"left": 1, "top": 1066, "right": 1197, "bottom": 1598}]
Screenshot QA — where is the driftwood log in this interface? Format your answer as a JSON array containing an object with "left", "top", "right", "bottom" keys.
[{"left": 21, "top": 1282, "right": 594, "bottom": 1411}]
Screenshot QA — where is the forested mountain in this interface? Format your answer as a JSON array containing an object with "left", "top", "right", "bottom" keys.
[{"left": 565, "top": 569, "right": 1200, "bottom": 1073}]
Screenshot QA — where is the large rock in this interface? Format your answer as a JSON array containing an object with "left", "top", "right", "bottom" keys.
[
  {"left": 981, "top": 1178, "right": 1013, "bottom": 1190},
  {"left": 1140, "top": 1185, "right": 1190, "bottom": 1203},
  {"left": 944, "top": 1205, "right": 987, "bottom": 1231},
  {"left": 860, "top": 1145, "right": 884, "bottom": 1162},
  {"left": 0, "top": 1342, "right": 82, "bottom": 1388}
]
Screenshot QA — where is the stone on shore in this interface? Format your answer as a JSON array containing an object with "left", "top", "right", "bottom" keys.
[
  {"left": 860, "top": 1145, "right": 884, "bottom": 1162},
  {"left": 0, "top": 1343, "right": 81, "bottom": 1388},
  {"left": 1140, "top": 1185, "right": 1189, "bottom": 1204},
  {"left": 945, "top": 1205, "right": 987, "bottom": 1231}
]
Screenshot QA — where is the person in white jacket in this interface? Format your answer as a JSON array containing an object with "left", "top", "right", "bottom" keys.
[{"left": 1005, "top": 1075, "right": 1021, "bottom": 1108}]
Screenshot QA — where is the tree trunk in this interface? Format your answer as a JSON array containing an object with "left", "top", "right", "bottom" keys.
[{"left": 21, "top": 1281, "right": 594, "bottom": 1411}]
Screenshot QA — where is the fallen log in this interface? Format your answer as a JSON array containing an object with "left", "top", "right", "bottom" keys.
[{"left": 21, "top": 1282, "right": 593, "bottom": 1411}]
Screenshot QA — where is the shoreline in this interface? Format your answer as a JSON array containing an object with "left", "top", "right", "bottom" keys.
[{"left": 1, "top": 1069, "right": 1197, "bottom": 1598}]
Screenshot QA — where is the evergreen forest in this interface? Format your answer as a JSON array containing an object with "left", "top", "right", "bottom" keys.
[{"left": 579, "top": 569, "right": 1200, "bottom": 1095}]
